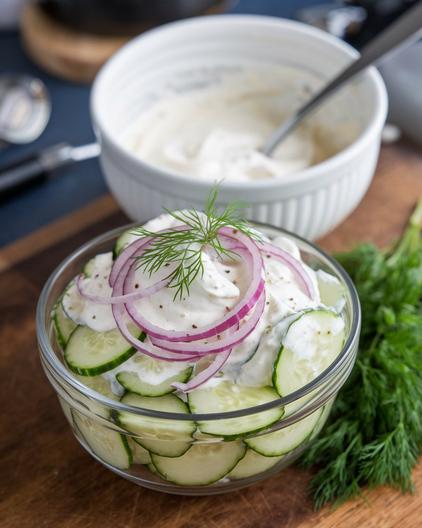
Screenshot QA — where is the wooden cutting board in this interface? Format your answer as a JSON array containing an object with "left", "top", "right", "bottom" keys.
[{"left": 1, "top": 141, "right": 422, "bottom": 528}]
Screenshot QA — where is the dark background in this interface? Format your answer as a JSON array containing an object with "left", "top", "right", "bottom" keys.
[{"left": 0, "top": 0, "right": 414, "bottom": 246}]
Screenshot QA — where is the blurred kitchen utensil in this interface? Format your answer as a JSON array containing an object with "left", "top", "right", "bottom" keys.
[
  {"left": 261, "top": 0, "right": 422, "bottom": 156},
  {"left": 380, "top": 39, "right": 422, "bottom": 146},
  {"left": 0, "top": 142, "right": 100, "bottom": 200},
  {"left": 0, "top": 75, "right": 51, "bottom": 145},
  {"left": 0, "top": 0, "right": 28, "bottom": 29}
]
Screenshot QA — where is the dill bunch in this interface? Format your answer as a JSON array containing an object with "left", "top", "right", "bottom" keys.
[
  {"left": 301, "top": 199, "right": 422, "bottom": 509},
  {"left": 133, "top": 188, "right": 258, "bottom": 300}
]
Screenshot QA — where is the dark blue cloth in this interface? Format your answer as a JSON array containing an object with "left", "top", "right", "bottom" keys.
[{"left": 0, "top": 0, "right": 320, "bottom": 246}]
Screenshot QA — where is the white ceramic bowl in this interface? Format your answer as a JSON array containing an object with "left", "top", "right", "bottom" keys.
[{"left": 91, "top": 15, "right": 387, "bottom": 240}]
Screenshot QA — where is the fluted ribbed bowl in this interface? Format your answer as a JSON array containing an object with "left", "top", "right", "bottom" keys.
[{"left": 91, "top": 15, "right": 387, "bottom": 240}]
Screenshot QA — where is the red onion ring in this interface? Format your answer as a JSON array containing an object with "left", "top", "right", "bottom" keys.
[
  {"left": 171, "top": 348, "right": 231, "bottom": 393},
  {"left": 109, "top": 226, "right": 189, "bottom": 287},
  {"left": 258, "top": 240, "right": 316, "bottom": 300},
  {"left": 124, "top": 227, "right": 264, "bottom": 343},
  {"left": 151, "top": 292, "right": 265, "bottom": 355},
  {"left": 111, "top": 261, "right": 199, "bottom": 362},
  {"left": 77, "top": 273, "right": 168, "bottom": 305}
]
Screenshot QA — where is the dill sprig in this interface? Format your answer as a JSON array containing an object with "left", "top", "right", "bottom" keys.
[
  {"left": 133, "top": 188, "right": 259, "bottom": 300},
  {"left": 301, "top": 198, "right": 422, "bottom": 509}
]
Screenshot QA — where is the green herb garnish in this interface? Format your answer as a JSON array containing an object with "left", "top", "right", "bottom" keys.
[
  {"left": 302, "top": 199, "right": 422, "bottom": 508},
  {"left": 134, "top": 188, "right": 259, "bottom": 300}
]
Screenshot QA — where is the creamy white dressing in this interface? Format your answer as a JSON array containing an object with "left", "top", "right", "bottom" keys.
[
  {"left": 64, "top": 213, "right": 339, "bottom": 388},
  {"left": 124, "top": 68, "right": 347, "bottom": 183},
  {"left": 62, "top": 253, "right": 115, "bottom": 333}
]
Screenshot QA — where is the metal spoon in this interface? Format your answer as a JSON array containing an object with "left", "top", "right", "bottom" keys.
[
  {"left": 0, "top": 75, "right": 51, "bottom": 145},
  {"left": 261, "top": 1, "right": 422, "bottom": 156}
]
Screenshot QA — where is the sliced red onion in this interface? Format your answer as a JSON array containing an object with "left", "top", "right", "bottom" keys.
[
  {"left": 111, "top": 263, "right": 199, "bottom": 362},
  {"left": 77, "top": 273, "right": 167, "bottom": 305},
  {"left": 124, "top": 227, "right": 264, "bottom": 343},
  {"left": 151, "top": 292, "right": 265, "bottom": 355},
  {"left": 109, "top": 236, "right": 152, "bottom": 287},
  {"left": 171, "top": 349, "right": 231, "bottom": 392},
  {"left": 258, "top": 240, "right": 316, "bottom": 300},
  {"left": 109, "top": 226, "right": 189, "bottom": 287}
]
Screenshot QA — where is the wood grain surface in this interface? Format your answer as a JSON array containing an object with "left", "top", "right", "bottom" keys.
[{"left": 1, "top": 142, "right": 422, "bottom": 528}]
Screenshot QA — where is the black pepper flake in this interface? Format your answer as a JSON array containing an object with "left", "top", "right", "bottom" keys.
[
  {"left": 232, "top": 280, "right": 237, "bottom": 285},
  {"left": 225, "top": 270, "right": 230, "bottom": 274},
  {"left": 95, "top": 273, "right": 99, "bottom": 278},
  {"left": 266, "top": 301, "right": 270, "bottom": 305},
  {"left": 266, "top": 254, "right": 271, "bottom": 258},
  {"left": 225, "top": 306, "right": 230, "bottom": 311},
  {"left": 164, "top": 263, "right": 170, "bottom": 267},
  {"left": 135, "top": 284, "right": 139, "bottom": 289},
  {"left": 92, "top": 315, "right": 96, "bottom": 319},
  {"left": 159, "top": 304, "right": 163, "bottom": 309},
  {"left": 289, "top": 297, "right": 293, "bottom": 301},
  {"left": 192, "top": 324, "right": 198, "bottom": 329},
  {"left": 217, "top": 335, "right": 221, "bottom": 340}
]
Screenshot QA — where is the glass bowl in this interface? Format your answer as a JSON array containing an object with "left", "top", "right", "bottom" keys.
[{"left": 36, "top": 222, "right": 361, "bottom": 495}]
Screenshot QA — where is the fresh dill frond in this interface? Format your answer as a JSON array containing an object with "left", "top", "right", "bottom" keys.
[
  {"left": 301, "top": 198, "right": 422, "bottom": 508},
  {"left": 133, "top": 187, "right": 259, "bottom": 300}
]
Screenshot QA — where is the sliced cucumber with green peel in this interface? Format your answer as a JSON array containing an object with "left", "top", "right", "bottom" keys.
[
  {"left": 116, "top": 355, "right": 192, "bottom": 397},
  {"left": 228, "top": 449, "right": 284, "bottom": 480},
  {"left": 273, "top": 310, "right": 345, "bottom": 397},
  {"left": 128, "top": 438, "right": 151, "bottom": 465},
  {"left": 82, "top": 257, "right": 96, "bottom": 278},
  {"left": 114, "top": 229, "right": 140, "bottom": 258},
  {"left": 53, "top": 302, "right": 77, "bottom": 348},
  {"left": 76, "top": 374, "right": 117, "bottom": 399},
  {"left": 188, "top": 381, "right": 283, "bottom": 439},
  {"left": 245, "top": 408, "right": 322, "bottom": 456},
  {"left": 118, "top": 393, "right": 195, "bottom": 457},
  {"left": 316, "top": 270, "right": 346, "bottom": 311},
  {"left": 151, "top": 441, "right": 246, "bottom": 486},
  {"left": 82, "top": 252, "right": 113, "bottom": 278},
  {"left": 148, "top": 463, "right": 159, "bottom": 476},
  {"left": 65, "top": 326, "right": 139, "bottom": 376},
  {"left": 73, "top": 410, "right": 132, "bottom": 469}
]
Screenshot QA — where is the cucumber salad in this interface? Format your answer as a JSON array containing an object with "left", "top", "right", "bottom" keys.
[{"left": 53, "top": 200, "right": 346, "bottom": 487}]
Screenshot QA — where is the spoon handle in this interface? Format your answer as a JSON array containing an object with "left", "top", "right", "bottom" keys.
[{"left": 261, "top": 1, "right": 422, "bottom": 156}]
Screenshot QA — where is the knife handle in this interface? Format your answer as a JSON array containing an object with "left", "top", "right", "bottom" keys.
[{"left": 0, "top": 153, "right": 49, "bottom": 200}]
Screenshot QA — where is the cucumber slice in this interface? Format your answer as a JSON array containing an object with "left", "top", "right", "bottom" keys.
[
  {"left": 147, "top": 463, "right": 160, "bottom": 476},
  {"left": 82, "top": 258, "right": 95, "bottom": 278},
  {"left": 118, "top": 393, "right": 195, "bottom": 457},
  {"left": 62, "top": 253, "right": 115, "bottom": 333},
  {"left": 65, "top": 326, "right": 139, "bottom": 376},
  {"left": 151, "top": 441, "right": 246, "bottom": 486},
  {"left": 273, "top": 310, "right": 345, "bottom": 397},
  {"left": 76, "top": 374, "right": 116, "bottom": 398},
  {"left": 72, "top": 410, "right": 132, "bottom": 469},
  {"left": 316, "top": 270, "right": 346, "bottom": 312},
  {"left": 245, "top": 408, "right": 322, "bottom": 456},
  {"left": 53, "top": 302, "right": 77, "bottom": 348},
  {"left": 114, "top": 229, "right": 140, "bottom": 258},
  {"left": 116, "top": 354, "right": 192, "bottom": 397},
  {"left": 228, "top": 449, "right": 284, "bottom": 480},
  {"left": 128, "top": 439, "right": 151, "bottom": 464},
  {"left": 188, "top": 381, "right": 283, "bottom": 439}
]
